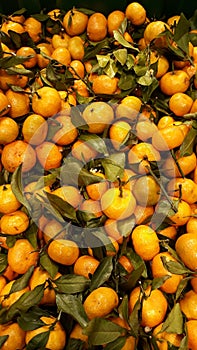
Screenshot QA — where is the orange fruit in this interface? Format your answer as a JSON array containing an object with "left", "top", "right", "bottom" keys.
[
  {"left": 118, "top": 255, "right": 134, "bottom": 274},
  {"left": 150, "top": 52, "right": 170, "bottom": 79},
  {"left": 157, "top": 115, "right": 175, "bottom": 129},
  {"left": 22, "top": 113, "right": 48, "bottom": 145},
  {"left": 63, "top": 9, "right": 88, "bottom": 36},
  {"left": 69, "top": 60, "right": 85, "bottom": 79},
  {"left": 134, "top": 205, "right": 154, "bottom": 225},
  {"left": 25, "top": 316, "right": 66, "bottom": 350},
  {"left": 131, "top": 225, "right": 160, "bottom": 261},
  {"left": 29, "top": 267, "right": 61, "bottom": 305},
  {"left": 186, "top": 320, "right": 197, "bottom": 350},
  {"left": 70, "top": 323, "right": 88, "bottom": 343},
  {"left": 1, "top": 139, "right": 36, "bottom": 173},
  {"left": 190, "top": 98, "right": 197, "bottom": 113},
  {"left": 73, "top": 255, "right": 100, "bottom": 279},
  {"left": 0, "top": 68, "right": 28, "bottom": 91},
  {"left": 36, "top": 43, "right": 51, "bottom": 69},
  {"left": 153, "top": 322, "right": 182, "bottom": 350},
  {"left": 125, "top": 2, "right": 146, "bottom": 26},
  {"left": 51, "top": 47, "right": 72, "bottom": 66},
  {"left": 109, "top": 120, "right": 131, "bottom": 150},
  {"left": 0, "top": 279, "right": 29, "bottom": 308},
  {"left": 116, "top": 96, "right": 142, "bottom": 120},
  {"left": 6, "top": 89, "right": 30, "bottom": 118},
  {"left": 51, "top": 32, "right": 70, "bottom": 49},
  {"left": 0, "top": 322, "right": 26, "bottom": 350},
  {"left": 71, "top": 139, "right": 98, "bottom": 162},
  {"left": 129, "top": 285, "right": 168, "bottom": 328},
  {"left": 132, "top": 175, "right": 161, "bottom": 206},
  {"left": 68, "top": 36, "right": 85, "bottom": 60},
  {"left": 86, "top": 172, "right": 109, "bottom": 201},
  {"left": 7, "top": 238, "right": 39, "bottom": 274},
  {"left": 144, "top": 20, "right": 170, "bottom": 45},
  {"left": 48, "top": 239, "right": 79, "bottom": 265},
  {"left": 151, "top": 252, "right": 183, "bottom": 293},
  {"left": 180, "top": 289, "right": 197, "bottom": 320},
  {"left": 169, "top": 92, "right": 193, "bottom": 116},
  {"left": 157, "top": 225, "right": 177, "bottom": 240},
  {"left": 32, "top": 87, "right": 62, "bottom": 118},
  {"left": 51, "top": 185, "right": 83, "bottom": 208},
  {"left": 52, "top": 115, "right": 78, "bottom": 146},
  {"left": 92, "top": 75, "right": 119, "bottom": 95},
  {"left": 167, "top": 177, "right": 197, "bottom": 204},
  {"left": 73, "top": 79, "right": 90, "bottom": 97},
  {"left": 83, "top": 286, "right": 119, "bottom": 319},
  {"left": 101, "top": 187, "right": 136, "bottom": 220},
  {"left": 0, "top": 210, "right": 29, "bottom": 235},
  {"left": 0, "top": 184, "right": 21, "bottom": 214},
  {"left": 175, "top": 233, "right": 197, "bottom": 271},
  {"left": 0, "top": 276, "right": 7, "bottom": 294},
  {"left": 80, "top": 199, "right": 103, "bottom": 217},
  {"left": 107, "top": 10, "right": 125, "bottom": 36},
  {"left": 2, "top": 264, "right": 18, "bottom": 281},
  {"left": 87, "top": 12, "right": 107, "bottom": 42},
  {"left": 152, "top": 124, "right": 185, "bottom": 151},
  {"left": 169, "top": 198, "right": 191, "bottom": 226},
  {"left": 128, "top": 142, "right": 161, "bottom": 173},
  {"left": 43, "top": 219, "right": 66, "bottom": 243},
  {"left": 159, "top": 70, "right": 190, "bottom": 95},
  {"left": 0, "top": 117, "right": 19, "bottom": 144},
  {"left": 24, "top": 16, "right": 42, "bottom": 42},
  {"left": 135, "top": 116, "right": 158, "bottom": 141},
  {"left": 163, "top": 151, "right": 197, "bottom": 178},
  {"left": 82, "top": 101, "right": 114, "bottom": 134},
  {"left": 104, "top": 218, "right": 124, "bottom": 244},
  {"left": 186, "top": 217, "right": 197, "bottom": 234},
  {"left": 35, "top": 141, "right": 63, "bottom": 170},
  {"left": 16, "top": 46, "right": 37, "bottom": 68},
  {"left": 0, "top": 91, "right": 10, "bottom": 117},
  {"left": 1, "top": 20, "right": 25, "bottom": 35}
]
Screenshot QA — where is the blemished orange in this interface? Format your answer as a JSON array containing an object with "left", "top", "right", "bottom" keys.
[
  {"left": 0, "top": 117, "right": 19, "bottom": 144},
  {"left": 169, "top": 92, "right": 193, "bottom": 116},
  {"left": 125, "top": 2, "right": 146, "bottom": 26},
  {"left": 24, "top": 16, "right": 42, "bottom": 42},
  {"left": 1, "top": 140, "right": 36, "bottom": 173},
  {"left": 163, "top": 151, "right": 197, "bottom": 178},
  {"left": 186, "top": 320, "right": 197, "bottom": 350},
  {"left": 35, "top": 141, "right": 63, "bottom": 170},
  {"left": 0, "top": 279, "right": 29, "bottom": 308},
  {"left": 153, "top": 322, "right": 182, "bottom": 350},
  {"left": 0, "top": 184, "right": 21, "bottom": 214},
  {"left": 175, "top": 233, "right": 197, "bottom": 271},
  {"left": 6, "top": 89, "right": 30, "bottom": 118},
  {"left": 22, "top": 113, "right": 48, "bottom": 145},
  {"left": 0, "top": 91, "right": 10, "bottom": 117},
  {"left": 87, "top": 12, "right": 107, "bottom": 42},
  {"left": 63, "top": 9, "right": 88, "bottom": 36},
  {"left": 92, "top": 75, "right": 119, "bottom": 95},
  {"left": 0, "top": 210, "right": 29, "bottom": 235},
  {"left": 83, "top": 286, "right": 119, "bottom": 319},
  {"left": 131, "top": 225, "right": 160, "bottom": 261},
  {"left": 82, "top": 101, "right": 114, "bottom": 134},
  {"left": 71, "top": 139, "right": 98, "bottom": 162},
  {"left": 51, "top": 47, "right": 72, "bottom": 66},
  {"left": 52, "top": 115, "right": 78, "bottom": 146},
  {"left": 167, "top": 177, "right": 197, "bottom": 204},
  {"left": 107, "top": 10, "right": 125, "bottom": 36},
  {"left": 25, "top": 316, "right": 66, "bottom": 350},
  {"left": 32, "top": 87, "right": 62, "bottom": 118},
  {"left": 151, "top": 252, "right": 183, "bottom": 293},
  {"left": 180, "top": 289, "right": 197, "bottom": 320},
  {"left": 101, "top": 187, "right": 136, "bottom": 220},
  {"left": 29, "top": 267, "right": 61, "bottom": 305},
  {"left": 169, "top": 198, "right": 191, "bottom": 226},
  {"left": 16, "top": 46, "right": 37, "bottom": 68},
  {"left": 68, "top": 36, "right": 85, "bottom": 60},
  {"left": 73, "top": 255, "right": 100, "bottom": 279},
  {"left": 132, "top": 175, "right": 160, "bottom": 206},
  {"left": 7, "top": 239, "right": 39, "bottom": 274},
  {"left": 47, "top": 239, "right": 79, "bottom": 265},
  {"left": 152, "top": 124, "right": 185, "bottom": 151},
  {"left": 86, "top": 172, "right": 109, "bottom": 201},
  {"left": 129, "top": 285, "right": 168, "bottom": 328},
  {"left": 159, "top": 70, "right": 190, "bottom": 95},
  {"left": 0, "top": 322, "right": 26, "bottom": 350},
  {"left": 51, "top": 185, "right": 83, "bottom": 208}
]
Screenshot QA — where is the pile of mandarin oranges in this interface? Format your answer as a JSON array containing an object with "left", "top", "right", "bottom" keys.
[{"left": 0, "top": 1, "right": 197, "bottom": 349}]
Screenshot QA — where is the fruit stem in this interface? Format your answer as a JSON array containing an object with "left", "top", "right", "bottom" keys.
[
  {"left": 170, "top": 149, "right": 185, "bottom": 178},
  {"left": 117, "top": 176, "right": 123, "bottom": 198}
]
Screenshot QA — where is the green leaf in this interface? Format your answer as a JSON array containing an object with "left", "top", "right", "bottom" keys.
[
  {"left": 17, "top": 308, "right": 47, "bottom": 331},
  {"left": 54, "top": 274, "right": 90, "bottom": 294},
  {"left": 40, "top": 251, "right": 59, "bottom": 278},
  {"left": 31, "top": 13, "right": 49, "bottom": 21},
  {"left": 84, "top": 318, "right": 125, "bottom": 345},
  {"left": 179, "top": 335, "right": 188, "bottom": 350},
  {"left": 118, "top": 72, "right": 136, "bottom": 91},
  {"left": 179, "top": 122, "right": 197, "bottom": 157},
  {"left": 45, "top": 192, "right": 78, "bottom": 222},
  {"left": 117, "top": 216, "right": 135, "bottom": 238},
  {"left": 5, "top": 236, "right": 16, "bottom": 248},
  {"left": 78, "top": 168, "right": 104, "bottom": 187},
  {"left": 0, "top": 253, "right": 8, "bottom": 274},
  {"left": 11, "top": 8, "right": 27, "bottom": 15},
  {"left": 0, "top": 55, "right": 35, "bottom": 69},
  {"left": 89, "top": 256, "right": 113, "bottom": 291},
  {"left": 56, "top": 293, "right": 89, "bottom": 328},
  {"left": 176, "top": 276, "right": 191, "bottom": 301},
  {"left": 113, "top": 30, "right": 139, "bottom": 52},
  {"left": 118, "top": 295, "right": 129, "bottom": 323},
  {"left": 79, "top": 133, "right": 109, "bottom": 156},
  {"left": 11, "top": 165, "right": 31, "bottom": 212},
  {"left": 70, "top": 106, "right": 89, "bottom": 130},
  {"left": 101, "top": 153, "right": 125, "bottom": 182},
  {"left": 120, "top": 264, "right": 145, "bottom": 292},
  {"left": 84, "top": 38, "right": 111, "bottom": 61},
  {"left": 104, "top": 59, "right": 118, "bottom": 78},
  {"left": 161, "top": 257, "right": 192, "bottom": 275},
  {"left": 26, "top": 330, "right": 50, "bottom": 350},
  {"left": 65, "top": 338, "right": 85, "bottom": 350},
  {"left": 96, "top": 54, "right": 110, "bottom": 68},
  {"left": 61, "top": 158, "right": 84, "bottom": 186},
  {"left": 10, "top": 266, "right": 34, "bottom": 293},
  {"left": 173, "top": 13, "right": 190, "bottom": 51},
  {"left": 151, "top": 276, "right": 171, "bottom": 290},
  {"left": 113, "top": 49, "right": 128, "bottom": 66},
  {"left": 161, "top": 303, "right": 184, "bottom": 334},
  {"left": 128, "top": 297, "right": 141, "bottom": 337},
  {"left": 25, "top": 222, "right": 38, "bottom": 250},
  {"left": 0, "top": 335, "right": 9, "bottom": 348}
]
